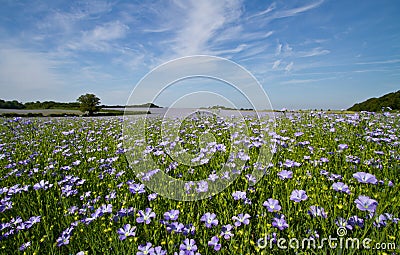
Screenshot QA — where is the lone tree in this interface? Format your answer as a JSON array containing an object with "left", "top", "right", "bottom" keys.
[{"left": 77, "top": 93, "right": 101, "bottom": 116}]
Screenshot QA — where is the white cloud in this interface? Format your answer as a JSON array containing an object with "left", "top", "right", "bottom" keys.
[
  {"left": 282, "top": 76, "right": 336, "bottom": 84},
  {"left": 272, "top": 60, "right": 281, "bottom": 69},
  {"left": 66, "top": 21, "right": 129, "bottom": 52},
  {"left": 355, "top": 59, "right": 400, "bottom": 65},
  {"left": 37, "top": 1, "right": 114, "bottom": 34},
  {"left": 0, "top": 47, "right": 65, "bottom": 100},
  {"left": 285, "top": 61, "right": 294, "bottom": 72},
  {"left": 248, "top": 0, "right": 324, "bottom": 23},
  {"left": 170, "top": 0, "right": 242, "bottom": 56},
  {"left": 87, "top": 21, "right": 128, "bottom": 41},
  {"left": 248, "top": 2, "right": 276, "bottom": 19},
  {"left": 300, "top": 47, "right": 330, "bottom": 57},
  {"left": 276, "top": 42, "right": 283, "bottom": 55},
  {"left": 283, "top": 43, "right": 293, "bottom": 56},
  {"left": 276, "top": 0, "right": 324, "bottom": 18}
]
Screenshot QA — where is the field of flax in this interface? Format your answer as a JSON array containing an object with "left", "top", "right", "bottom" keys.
[{"left": 0, "top": 111, "right": 399, "bottom": 255}]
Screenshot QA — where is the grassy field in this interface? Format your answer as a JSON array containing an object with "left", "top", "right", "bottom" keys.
[{"left": 0, "top": 111, "right": 399, "bottom": 254}]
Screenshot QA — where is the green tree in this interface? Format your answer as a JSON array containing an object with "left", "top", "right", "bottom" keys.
[{"left": 77, "top": 93, "right": 101, "bottom": 116}]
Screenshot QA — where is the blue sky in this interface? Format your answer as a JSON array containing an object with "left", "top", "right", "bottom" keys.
[{"left": 0, "top": 0, "right": 399, "bottom": 109}]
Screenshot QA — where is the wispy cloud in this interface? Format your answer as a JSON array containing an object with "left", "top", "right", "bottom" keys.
[
  {"left": 282, "top": 76, "right": 335, "bottom": 84},
  {"left": 285, "top": 61, "right": 294, "bottom": 72},
  {"left": 283, "top": 44, "right": 293, "bottom": 56},
  {"left": 37, "top": 1, "right": 114, "bottom": 34},
  {"left": 249, "top": 0, "right": 324, "bottom": 22},
  {"left": 65, "top": 21, "right": 129, "bottom": 52},
  {"left": 135, "top": 0, "right": 279, "bottom": 63},
  {"left": 274, "top": 0, "right": 324, "bottom": 18},
  {"left": 355, "top": 59, "right": 400, "bottom": 65},
  {"left": 299, "top": 47, "right": 330, "bottom": 57},
  {"left": 275, "top": 42, "right": 283, "bottom": 55},
  {"left": 169, "top": 0, "right": 242, "bottom": 56},
  {"left": 0, "top": 46, "right": 65, "bottom": 100},
  {"left": 248, "top": 2, "right": 276, "bottom": 19},
  {"left": 272, "top": 60, "right": 281, "bottom": 70}
]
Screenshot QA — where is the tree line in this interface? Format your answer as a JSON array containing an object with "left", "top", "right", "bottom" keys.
[
  {"left": 0, "top": 99, "right": 80, "bottom": 110},
  {"left": 348, "top": 90, "right": 400, "bottom": 112},
  {"left": 0, "top": 94, "right": 99, "bottom": 115}
]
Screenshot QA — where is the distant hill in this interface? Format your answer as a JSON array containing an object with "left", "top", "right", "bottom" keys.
[
  {"left": 200, "top": 105, "right": 254, "bottom": 111},
  {"left": 348, "top": 90, "right": 400, "bottom": 112},
  {"left": 104, "top": 103, "right": 162, "bottom": 108}
]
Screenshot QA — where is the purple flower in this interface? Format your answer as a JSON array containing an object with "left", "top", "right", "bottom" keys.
[
  {"left": 26, "top": 216, "right": 41, "bottom": 228},
  {"left": 320, "top": 170, "right": 329, "bottom": 176},
  {"left": 154, "top": 246, "right": 167, "bottom": 255},
  {"left": 294, "top": 132, "right": 304, "bottom": 137},
  {"left": 200, "top": 213, "right": 218, "bottom": 228},
  {"left": 283, "top": 160, "right": 301, "bottom": 168},
  {"left": 272, "top": 214, "right": 289, "bottom": 230},
  {"left": 17, "top": 222, "right": 27, "bottom": 230},
  {"left": 166, "top": 222, "right": 184, "bottom": 233},
  {"left": 232, "top": 213, "right": 251, "bottom": 227},
  {"left": 320, "top": 157, "right": 329, "bottom": 163},
  {"left": 129, "top": 183, "right": 146, "bottom": 194},
  {"left": 196, "top": 181, "right": 208, "bottom": 193},
  {"left": 329, "top": 174, "right": 342, "bottom": 181},
  {"left": 56, "top": 234, "right": 70, "bottom": 246},
  {"left": 117, "top": 224, "right": 136, "bottom": 240},
  {"left": 137, "top": 208, "right": 156, "bottom": 224},
  {"left": 373, "top": 214, "right": 388, "bottom": 228},
  {"left": 19, "top": 241, "right": 31, "bottom": 251},
  {"left": 33, "top": 180, "right": 53, "bottom": 190},
  {"left": 277, "top": 170, "right": 293, "bottom": 180},
  {"left": 338, "top": 144, "right": 348, "bottom": 150},
  {"left": 137, "top": 242, "right": 154, "bottom": 255},
  {"left": 290, "top": 190, "right": 308, "bottom": 202},
  {"left": 308, "top": 206, "right": 327, "bottom": 218},
  {"left": 208, "top": 173, "right": 219, "bottom": 182},
  {"left": 184, "top": 181, "right": 195, "bottom": 193},
  {"left": 11, "top": 216, "right": 22, "bottom": 225},
  {"left": 237, "top": 151, "right": 250, "bottom": 161},
  {"left": 101, "top": 204, "right": 113, "bottom": 214},
  {"left": 353, "top": 172, "right": 378, "bottom": 184},
  {"left": 208, "top": 236, "right": 221, "bottom": 251},
  {"left": 335, "top": 217, "right": 353, "bottom": 230},
  {"left": 183, "top": 224, "right": 196, "bottom": 236},
  {"left": 332, "top": 182, "right": 350, "bottom": 194},
  {"left": 220, "top": 224, "right": 234, "bottom": 239},
  {"left": 179, "top": 238, "right": 198, "bottom": 255},
  {"left": 263, "top": 198, "right": 281, "bottom": 212},
  {"left": 148, "top": 193, "right": 158, "bottom": 201},
  {"left": 245, "top": 174, "right": 256, "bottom": 184},
  {"left": 232, "top": 191, "right": 247, "bottom": 200},
  {"left": 348, "top": 215, "right": 364, "bottom": 228},
  {"left": 164, "top": 209, "right": 180, "bottom": 221},
  {"left": 355, "top": 195, "right": 378, "bottom": 212}
]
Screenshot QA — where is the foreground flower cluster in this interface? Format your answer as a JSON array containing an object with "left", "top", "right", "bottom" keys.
[{"left": 0, "top": 111, "right": 399, "bottom": 254}]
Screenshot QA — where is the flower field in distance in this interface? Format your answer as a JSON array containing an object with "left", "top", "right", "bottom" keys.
[{"left": 0, "top": 111, "right": 399, "bottom": 255}]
